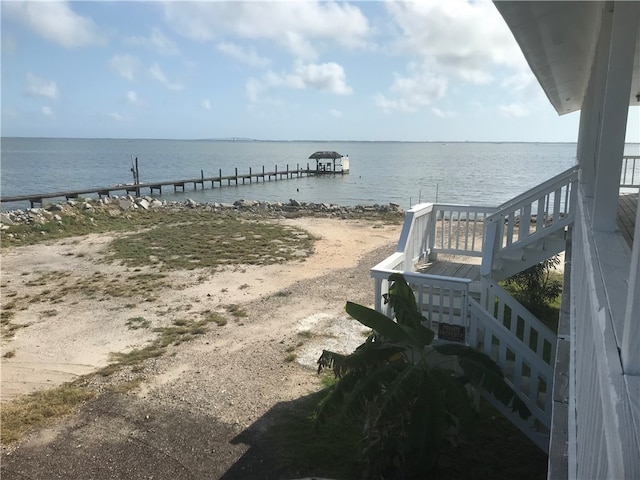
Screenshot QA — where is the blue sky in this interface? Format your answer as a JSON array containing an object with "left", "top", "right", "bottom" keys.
[{"left": 2, "top": 0, "right": 639, "bottom": 142}]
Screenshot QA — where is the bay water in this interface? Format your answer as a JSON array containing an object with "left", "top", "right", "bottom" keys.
[{"left": 0, "top": 137, "right": 624, "bottom": 211}]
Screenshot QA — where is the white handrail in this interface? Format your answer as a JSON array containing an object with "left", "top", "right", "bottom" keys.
[
  {"left": 431, "top": 203, "right": 496, "bottom": 257},
  {"left": 621, "top": 155, "right": 640, "bottom": 188},
  {"left": 468, "top": 298, "right": 553, "bottom": 431},
  {"left": 481, "top": 166, "right": 578, "bottom": 277},
  {"left": 478, "top": 278, "right": 557, "bottom": 366},
  {"left": 371, "top": 268, "right": 471, "bottom": 338}
]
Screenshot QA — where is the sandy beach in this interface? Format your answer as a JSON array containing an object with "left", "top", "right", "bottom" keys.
[{"left": 1, "top": 213, "right": 402, "bottom": 478}]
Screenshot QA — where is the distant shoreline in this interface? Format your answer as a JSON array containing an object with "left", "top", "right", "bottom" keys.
[{"left": 0, "top": 135, "right": 591, "bottom": 145}]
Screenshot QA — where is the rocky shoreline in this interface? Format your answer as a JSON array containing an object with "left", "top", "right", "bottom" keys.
[{"left": 0, "top": 195, "right": 405, "bottom": 230}]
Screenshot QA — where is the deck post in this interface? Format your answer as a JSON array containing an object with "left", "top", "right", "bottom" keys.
[
  {"left": 275, "top": 165, "right": 278, "bottom": 180},
  {"left": 621, "top": 201, "right": 640, "bottom": 374},
  {"left": 592, "top": 1, "right": 638, "bottom": 232},
  {"left": 249, "top": 167, "right": 252, "bottom": 183}
]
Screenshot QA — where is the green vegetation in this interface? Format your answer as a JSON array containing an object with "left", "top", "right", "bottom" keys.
[
  {"left": 503, "top": 255, "right": 563, "bottom": 332},
  {"left": 107, "top": 215, "right": 314, "bottom": 271},
  {"left": 3, "top": 311, "right": 230, "bottom": 445},
  {"left": 100, "top": 314, "right": 227, "bottom": 377},
  {"left": 0, "top": 385, "right": 96, "bottom": 444},
  {"left": 316, "top": 274, "right": 531, "bottom": 479},
  {"left": 2, "top": 206, "right": 316, "bottom": 268},
  {"left": 225, "top": 304, "right": 248, "bottom": 318},
  {"left": 257, "top": 389, "right": 546, "bottom": 480},
  {"left": 125, "top": 316, "right": 150, "bottom": 330}
]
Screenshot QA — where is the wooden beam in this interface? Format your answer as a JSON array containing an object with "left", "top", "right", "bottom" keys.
[{"left": 592, "top": 1, "right": 639, "bottom": 232}]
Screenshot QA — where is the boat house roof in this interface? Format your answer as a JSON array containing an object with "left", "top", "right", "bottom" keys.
[{"left": 309, "top": 151, "right": 343, "bottom": 160}]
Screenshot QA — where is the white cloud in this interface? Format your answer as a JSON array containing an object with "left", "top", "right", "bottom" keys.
[
  {"left": 149, "top": 63, "right": 183, "bottom": 91},
  {"left": 26, "top": 73, "right": 59, "bottom": 99},
  {"left": 432, "top": 107, "right": 456, "bottom": 118},
  {"left": 162, "top": 1, "right": 370, "bottom": 60},
  {"left": 3, "top": 1, "right": 104, "bottom": 48},
  {"left": 110, "top": 55, "right": 139, "bottom": 81},
  {"left": 125, "top": 28, "right": 179, "bottom": 55},
  {"left": 385, "top": 0, "right": 527, "bottom": 84},
  {"left": 330, "top": 109, "right": 343, "bottom": 118},
  {"left": 126, "top": 91, "right": 141, "bottom": 105},
  {"left": 297, "top": 62, "right": 352, "bottom": 95},
  {"left": 246, "top": 62, "right": 352, "bottom": 102},
  {"left": 202, "top": 99, "right": 212, "bottom": 110},
  {"left": 499, "top": 103, "right": 530, "bottom": 118},
  {"left": 41, "top": 106, "right": 54, "bottom": 117},
  {"left": 373, "top": 65, "right": 447, "bottom": 113},
  {"left": 109, "top": 112, "right": 126, "bottom": 122},
  {"left": 217, "top": 42, "right": 270, "bottom": 68}
]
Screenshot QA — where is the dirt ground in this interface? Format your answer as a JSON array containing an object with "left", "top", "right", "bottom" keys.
[{"left": 0, "top": 217, "right": 401, "bottom": 479}]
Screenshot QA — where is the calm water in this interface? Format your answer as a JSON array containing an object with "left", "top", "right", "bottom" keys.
[{"left": 2, "top": 137, "right": 623, "bottom": 211}]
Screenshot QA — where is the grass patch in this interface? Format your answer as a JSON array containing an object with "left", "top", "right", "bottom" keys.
[
  {"left": 225, "top": 304, "right": 248, "bottom": 318},
  {"left": 125, "top": 316, "right": 150, "bottom": 330},
  {"left": 203, "top": 310, "right": 227, "bottom": 326},
  {"left": 284, "top": 352, "right": 297, "bottom": 362},
  {"left": 3, "top": 350, "right": 16, "bottom": 358},
  {"left": 297, "top": 330, "right": 313, "bottom": 339},
  {"left": 0, "top": 385, "right": 96, "bottom": 444},
  {"left": 1, "top": 317, "right": 30, "bottom": 339},
  {"left": 106, "top": 212, "right": 315, "bottom": 271}
]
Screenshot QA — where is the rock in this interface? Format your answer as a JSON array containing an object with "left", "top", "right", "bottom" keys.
[
  {"left": 119, "top": 199, "right": 133, "bottom": 210},
  {"left": 48, "top": 204, "right": 64, "bottom": 212},
  {"left": 0, "top": 213, "right": 14, "bottom": 225},
  {"left": 289, "top": 199, "right": 301, "bottom": 207},
  {"left": 137, "top": 198, "right": 150, "bottom": 210},
  {"left": 186, "top": 199, "right": 198, "bottom": 208}
]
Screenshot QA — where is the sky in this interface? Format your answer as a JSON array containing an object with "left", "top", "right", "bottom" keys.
[{"left": 1, "top": 0, "right": 639, "bottom": 142}]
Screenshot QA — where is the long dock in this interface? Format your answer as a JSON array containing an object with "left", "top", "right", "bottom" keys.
[{"left": 1, "top": 164, "right": 323, "bottom": 208}]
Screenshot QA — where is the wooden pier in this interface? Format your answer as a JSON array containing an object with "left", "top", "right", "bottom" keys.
[{"left": 1, "top": 164, "right": 320, "bottom": 208}]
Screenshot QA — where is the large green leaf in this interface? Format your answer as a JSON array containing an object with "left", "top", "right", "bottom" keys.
[
  {"left": 344, "top": 363, "right": 400, "bottom": 420},
  {"left": 315, "top": 369, "right": 364, "bottom": 427},
  {"left": 378, "top": 363, "right": 425, "bottom": 422},
  {"left": 345, "top": 301, "right": 415, "bottom": 345},
  {"left": 403, "top": 374, "right": 446, "bottom": 472}
]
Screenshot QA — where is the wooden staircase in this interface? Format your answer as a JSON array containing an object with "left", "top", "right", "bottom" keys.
[{"left": 371, "top": 166, "right": 580, "bottom": 452}]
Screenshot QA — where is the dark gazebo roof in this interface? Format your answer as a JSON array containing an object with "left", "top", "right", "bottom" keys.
[{"left": 308, "top": 151, "right": 342, "bottom": 160}]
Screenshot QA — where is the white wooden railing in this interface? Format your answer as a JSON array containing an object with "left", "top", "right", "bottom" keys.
[
  {"left": 478, "top": 278, "right": 556, "bottom": 367},
  {"left": 371, "top": 269, "right": 471, "bottom": 331},
  {"left": 621, "top": 155, "right": 640, "bottom": 188},
  {"left": 430, "top": 204, "right": 496, "bottom": 258},
  {"left": 370, "top": 267, "right": 553, "bottom": 449},
  {"left": 481, "top": 166, "right": 578, "bottom": 276},
  {"left": 468, "top": 298, "right": 553, "bottom": 450}
]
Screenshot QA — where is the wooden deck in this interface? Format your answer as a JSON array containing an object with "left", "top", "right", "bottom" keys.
[
  {"left": 417, "top": 255, "right": 482, "bottom": 282},
  {"left": 617, "top": 192, "right": 637, "bottom": 247}
]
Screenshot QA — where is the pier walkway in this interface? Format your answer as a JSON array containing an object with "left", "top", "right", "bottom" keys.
[{"left": 1, "top": 165, "right": 320, "bottom": 208}]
